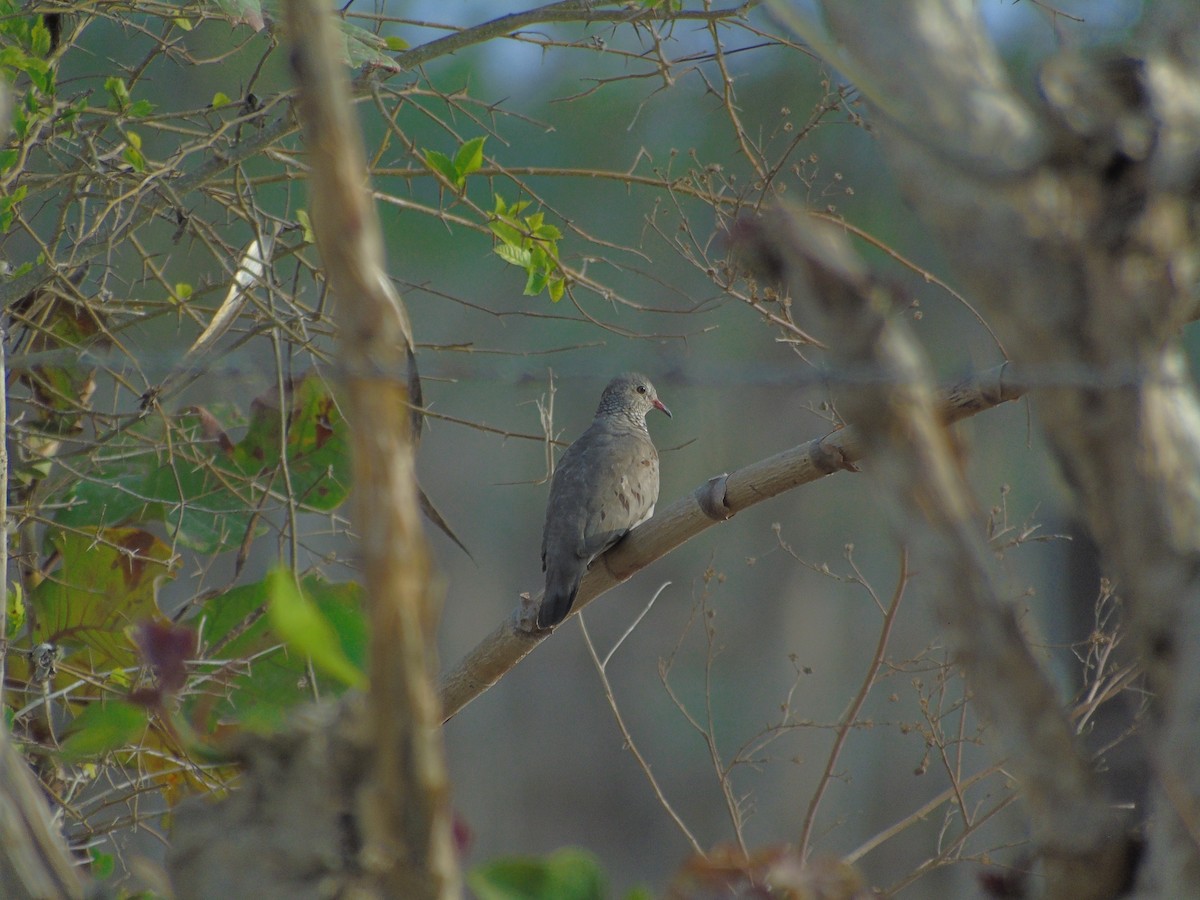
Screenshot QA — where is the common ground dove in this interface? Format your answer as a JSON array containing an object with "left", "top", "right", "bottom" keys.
[{"left": 538, "top": 373, "right": 671, "bottom": 629}]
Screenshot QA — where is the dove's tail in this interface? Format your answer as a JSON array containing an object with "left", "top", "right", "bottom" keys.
[{"left": 537, "top": 571, "right": 582, "bottom": 630}]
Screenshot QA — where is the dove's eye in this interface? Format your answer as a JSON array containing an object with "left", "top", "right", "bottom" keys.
[{"left": 636, "top": 385, "right": 647, "bottom": 394}]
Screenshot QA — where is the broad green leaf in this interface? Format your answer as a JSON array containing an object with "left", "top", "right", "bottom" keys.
[
  {"left": 211, "top": 92, "right": 232, "bottom": 109},
  {"left": 31, "top": 527, "right": 175, "bottom": 668},
  {"left": 548, "top": 277, "right": 565, "bottom": 303},
  {"left": 53, "top": 376, "right": 350, "bottom": 554},
  {"left": 469, "top": 849, "right": 606, "bottom": 900},
  {"left": 453, "top": 136, "right": 486, "bottom": 178},
  {"left": 142, "top": 451, "right": 260, "bottom": 553},
  {"left": 384, "top": 36, "right": 408, "bottom": 51},
  {"left": 267, "top": 568, "right": 366, "bottom": 689},
  {"left": 193, "top": 575, "right": 366, "bottom": 730},
  {"left": 340, "top": 19, "right": 399, "bottom": 70},
  {"left": 231, "top": 372, "right": 352, "bottom": 512},
  {"left": 129, "top": 99, "right": 155, "bottom": 117},
  {"left": 58, "top": 700, "right": 146, "bottom": 762}
]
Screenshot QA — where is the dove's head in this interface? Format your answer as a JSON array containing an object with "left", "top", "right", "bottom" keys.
[{"left": 597, "top": 372, "right": 672, "bottom": 426}]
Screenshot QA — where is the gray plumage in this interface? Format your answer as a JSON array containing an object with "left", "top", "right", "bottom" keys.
[{"left": 538, "top": 373, "right": 671, "bottom": 629}]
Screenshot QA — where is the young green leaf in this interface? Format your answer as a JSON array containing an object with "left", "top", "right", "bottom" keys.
[
  {"left": 489, "top": 219, "right": 525, "bottom": 248},
  {"left": 104, "top": 76, "right": 130, "bottom": 112},
  {"left": 424, "top": 148, "right": 459, "bottom": 186},
  {"left": 454, "top": 136, "right": 486, "bottom": 178},
  {"left": 494, "top": 244, "right": 532, "bottom": 268},
  {"left": 267, "top": 567, "right": 366, "bottom": 689}
]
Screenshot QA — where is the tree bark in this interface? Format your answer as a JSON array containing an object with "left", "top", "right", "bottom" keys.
[
  {"left": 812, "top": 2, "right": 1200, "bottom": 895},
  {"left": 168, "top": 2, "right": 459, "bottom": 896}
]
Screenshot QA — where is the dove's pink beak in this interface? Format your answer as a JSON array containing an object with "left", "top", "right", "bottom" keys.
[{"left": 653, "top": 399, "right": 672, "bottom": 418}]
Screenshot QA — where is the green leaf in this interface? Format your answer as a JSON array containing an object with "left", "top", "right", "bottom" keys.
[
  {"left": 0, "top": 184, "right": 27, "bottom": 231},
  {"left": 104, "top": 76, "right": 130, "bottom": 111},
  {"left": 453, "top": 136, "right": 486, "bottom": 178},
  {"left": 194, "top": 575, "right": 366, "bottom": 731},
  {"left": 384, "top": 36, "right": 408, "bottom": 51},
  {"left": 267, "top": 568, "right": 366, "bottom": 689},
  {"left": 494, "top": 244, "right": 531, "bottom": 268},
  {"left": 173, "top": 17, "right": 195, "bottom": 31},
  {"left": 31, "top": 528, "right": 175, "bottom": 668},
  {"left": 423, "top": 148, "right": 458, "bottom": 186},
  {"left": 339, "top": 19, "right": 399, "bottom": 70},
  {"left": 469, "top": 849, "right": 606, "bottom": 900},
  {"left": 29, "top": 20, "right": 50, "bottom": 57},
  {"left": 122, "top": 131, "right": 145, "bottom": 170},
  {"left": 129, "top": 99, "right": 155, "bottom": 117},
  {"left": 211, "top": 91, "right": 232, "bottom": 109},
  {"left": 488, "top": 219, "right": 525, "bottom": 248},
  {"left": 0, "top": 149, "right": 18, "bottom": 171},
  {"left": 296, "top": 208, "right": 315, "bottom": 244},
  {"left": 6, "top": 582, "right": 24, "bottom": 638},
  {"left": 548, "top": 277, "right": 565, "bottom": 303},
  {"left": 89, "top": 848, "right": 116, "bottom": 881},
  {"left": 524, "top": 268, "right": 548, "bottom": 296},
  {"left": 231, "top": 372, "right": 352, "bottom": 512},
  {"left": 59, "top": 701, "right": 146, "bottom": 763},
  {"left": 55, "top": 376, "right": 350, "bottom": 554}
]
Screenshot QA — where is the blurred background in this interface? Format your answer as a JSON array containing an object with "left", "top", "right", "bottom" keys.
[{"left": 4, "top": 0, "right": 1159, "bottom": 895}]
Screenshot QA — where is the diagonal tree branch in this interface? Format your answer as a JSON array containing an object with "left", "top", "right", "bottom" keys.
[{"left": 439, "top": 361, "right": 1025, "bottom": 722}]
